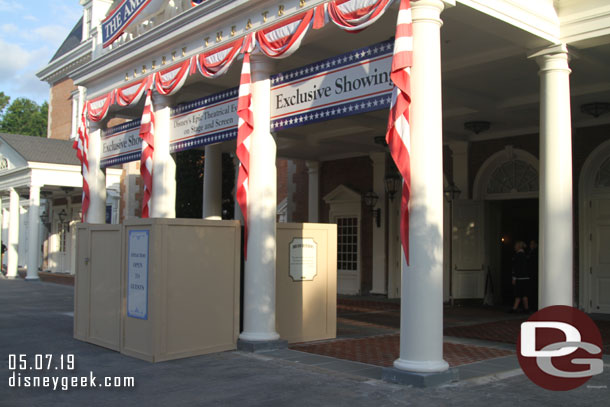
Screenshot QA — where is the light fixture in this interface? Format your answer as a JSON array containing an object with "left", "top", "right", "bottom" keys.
[
  {"left": 363, "top": 191, "right": 381, "bottom": 228},
  {"left": 443, "top": 182, "right": 461, "bottom": 202},
  {"left": 39, "top": 209, "right": 49, "bottom": 224},
  {"left": 464, "top": 121, "right": 490, "bottom": 134},
  {"left": 581, "top": 102, "right": 610, "bottom": 118},
  {"left": 384, "top": 173, "right": 401, "bottom": 201},
  {"left": 58, "top": 209, "right": 70, "bottom": 232},
  {"left": 373, "top": 136, "right": 388, "bottom": 147}
]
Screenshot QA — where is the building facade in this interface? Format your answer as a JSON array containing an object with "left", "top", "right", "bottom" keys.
[{"left": 35, "top": 0, "right": 610, "bottom": 376}]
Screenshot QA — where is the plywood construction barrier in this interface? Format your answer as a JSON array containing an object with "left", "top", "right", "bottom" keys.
[
  {"left": 74, "top": 219, "right": 241, "bottom": 362},
  {"left": 276, "top": 223, "right": 337, "bottom": 343}
]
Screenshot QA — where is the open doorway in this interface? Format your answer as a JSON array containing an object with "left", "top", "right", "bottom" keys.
[{"left": 489, "top": 199, "right": 538, "bottom": 307}]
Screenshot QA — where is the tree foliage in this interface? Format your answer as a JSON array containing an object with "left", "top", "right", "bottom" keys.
[{"left": 0, "top": 96, "right": 48, "bottom": 138}]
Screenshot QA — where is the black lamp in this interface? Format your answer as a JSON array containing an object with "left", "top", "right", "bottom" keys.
[
  {"left": 384, "top": 174, "right": 401, "bottom": 201},
  {"left": 363, "top": 191, "right": 381, "bottom": 228},
  {"left": 581, "top": 102, "right": 610, "bottom": 118},
  {"left": 444, "top": 182, "right": 461, "bottom": 202}
]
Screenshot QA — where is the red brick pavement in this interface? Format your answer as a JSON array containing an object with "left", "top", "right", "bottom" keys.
[
  {"left": 444, "top": 318, "right": 610, "bottom": 355},
  {"left": 291, "top": 334, "right": 514, "bottom": 368}
]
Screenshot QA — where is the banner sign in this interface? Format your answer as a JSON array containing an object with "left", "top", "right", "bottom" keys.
[
  {"left": 270, "top": 39, "right": 394, "bottom": 131},
  {"left": 101, "top": 119, "right": 142, "bottom": 167},
  {"left": 102, "top": 0, "right": 151, "bottom": 48},
  {"left": 127, "top": 230, "right": 149, "bottom": 320},
  {"left": 169, "top": 87, "right": 238, "bottom": 153},
  {"left": 100, "top": 39, "right": 393, "bottom": 166}
]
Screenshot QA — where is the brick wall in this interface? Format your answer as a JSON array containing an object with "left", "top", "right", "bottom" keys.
[
  {"left": 48, "top": 78, "right": 76, "bottom": 140},
  {"left": 291, "top": 160, "right": 309, "bottom": 222}
]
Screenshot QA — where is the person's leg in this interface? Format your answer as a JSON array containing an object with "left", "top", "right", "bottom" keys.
[
  {"left": 523, "top": 296, "right": 529, "bottom": 311},
  {"left": 512, "top": 297, "right": 521, "bottom": 311}
]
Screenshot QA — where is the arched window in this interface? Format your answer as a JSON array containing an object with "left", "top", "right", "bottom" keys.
[{"left": 594, "top": 157, "right": 610, "bottom": 189}]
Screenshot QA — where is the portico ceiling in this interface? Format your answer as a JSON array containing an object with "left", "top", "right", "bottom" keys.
[{"left": 101, "top": 2, "right": 610, "bottom": 162}]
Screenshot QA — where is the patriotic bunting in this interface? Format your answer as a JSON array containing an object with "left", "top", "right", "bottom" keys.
[
  {"left": 116, "top": 76, "right": 152, "bottom": 107},
  {"left": 328, "top": 0, "right": 393, "bottom": 32},
  {"left": 73, "top": 103, "right": 90, "bottom": 222},
  {"left": 138, "top": 88, "right": 155, "bottom": 218},
  {"left": 236, "top": 34, "right": 254, "bottom": 259},
  {"left": 385, "top": 0, "right": 413, "bottom": 264},
  {"left": 155, "top": 59, "right": 192, "bottom": 96},
  {"left": 195, "top": 38, "right": 245, "bottom": 78},
  {"left": 256, "top": 10, "right": 314, "bottom": 58},
  {"left": 87, "top": 92, "right": 114, "bottom": 122}
]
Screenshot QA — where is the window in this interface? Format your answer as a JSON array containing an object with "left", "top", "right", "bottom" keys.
[
  {"left": 487, "top": 159, "right": 538, "bottom": 195},
  {"left": 594, "top": 157, "right": 610, "bottom": 189},
  {"left": 337, "top": 217, "right": 358, "bottom": 271}
]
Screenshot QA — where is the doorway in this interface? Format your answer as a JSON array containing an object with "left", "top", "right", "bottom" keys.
[{"left": 490, "top": 199, "right": 538, "bottom": 307}]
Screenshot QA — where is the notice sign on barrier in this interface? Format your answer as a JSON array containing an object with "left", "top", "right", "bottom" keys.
[
  {"left": 289, "top": 238, "right": 318, "bottom": 281},
  {"left": 127, "top": 230, "right": 149, "bottom": 319}
]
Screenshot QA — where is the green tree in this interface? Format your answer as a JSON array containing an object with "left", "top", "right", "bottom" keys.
[
  {"left": 0, "top": 97, "right": 48, "bottom": 137},
  {"left": 0, "top": 92, "right": 9, "bottom": 117}
]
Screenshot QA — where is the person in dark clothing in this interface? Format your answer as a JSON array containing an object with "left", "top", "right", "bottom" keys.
[{"left": 510, "top": 240, "right": 530, "bottom": 313}]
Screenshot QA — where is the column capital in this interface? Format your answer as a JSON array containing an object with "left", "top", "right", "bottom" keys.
[
  {"left": 305, "top": 160, "right": 320, "bottom": 173},
  {"left": 411, "top": 0, "right": 453, "bottom": 24},
  {"left": 87, "top": 120, "right": 104, "bottom": 132},
  {"left": 152, "top": 92, "right": 173, "bottom": 109},
  {"left": 528, "top": 44, "right": 571, "bottom": 73},
  {"left": 369, "top": 152, "right": 386, "bottom": 165},
  {"left": 250, "top": 52, "right": 274, "bottom": 78}
]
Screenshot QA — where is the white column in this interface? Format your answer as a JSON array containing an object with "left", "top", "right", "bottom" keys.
[
  {"left": 203, "top": 143, "right": 223, "bottom": 220},
  {"left": 394, "top": 0, "right": 449, "bottom": 373},
  {"left": 532, "top": 45, "right": 573, "bottom": 308},
  {"left": 239, "top": 54, "right": 280, "bottom": 342},
  {"left": 306, "top": 161, "right": 319, "bottom": 222},
  {"left": 151, "top": 94, "right": 176, "bottom": 218},
  {"left": 370, "top": 152, "right": 387, "bottom": 294},
  {"left": 87, "top": 121, "right": 107, "bottom": 223},
  {"left": 26, "top": 185, "right": 41, "bottom": 280},
  {"left": 7, "top": 188, "right": 20, "bottom": 279}
]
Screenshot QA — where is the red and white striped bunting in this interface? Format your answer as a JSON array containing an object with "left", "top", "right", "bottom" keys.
[
  {"left": 87, "top": 92, "right": 114, "bottom": 122},
  {"left": 73, "top": 103, "right": 90, "bottom": 222},
  {"left": 155, "top": 59, "right": 192, "bottom": 96},
  {"left": 116, "top": 76, "right": 152, "bottom": 107},
  {"left": 235, "top": 34, "right": 254, "bottom": 259},
  {"left": 328, "top": 0, "right": 393, "bottom": 32},
  {"left": 195, "top": 38, "right": 245, "bottom": 78},
  {"left": 385, "top": 0, "right": 413, "bottom": 264},
  {"left": 138, "top": 88, "right": 155, "bottom": 218},
  {"left": 256, "top": 10, "right": 314, "bottom": 58}
]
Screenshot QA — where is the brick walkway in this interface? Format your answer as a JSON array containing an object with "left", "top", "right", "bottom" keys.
[{"left": 291, "top": 334, "right": 513, "bottom": 367}]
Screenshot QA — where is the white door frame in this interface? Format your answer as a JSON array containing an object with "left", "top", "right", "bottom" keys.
[{"left": 579, "top": 139, "right": 610, "bottom": 313}]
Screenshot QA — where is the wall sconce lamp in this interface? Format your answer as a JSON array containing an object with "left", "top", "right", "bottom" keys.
[
  {"left": 443, "top": 181, "right": 461, "bottom": 202},
  {"left": 39, "top": 208, "right": 49, "bottom": 224},
  {"left": 58, "top": 209, "right": 70, "bottom": 232},
  {"left": 363, "top": 191, "right": 381, "bottom": 228},
  {"left": 384, "top": 173, "right": 401, "bottom": 201}
]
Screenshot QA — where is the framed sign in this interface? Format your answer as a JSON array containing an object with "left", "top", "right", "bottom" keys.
[
  {"left": 127, "top": 230, "right": 149, "bottom": 319},
  {"left": 289, "top": 238, "right": 317, "bottom": 281}
]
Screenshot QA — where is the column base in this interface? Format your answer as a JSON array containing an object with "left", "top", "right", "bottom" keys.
[
  {"left": 382, "top": 366, "right": 458, "bottom": 387},
  {"left": 25, "top": 276, "right": 39, "bottom": 281},
  {"left": 237, "top": 339, "right": 288, "bottom": 353}
]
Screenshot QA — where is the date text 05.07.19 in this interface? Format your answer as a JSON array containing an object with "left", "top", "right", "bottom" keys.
[{"left": 8, "top": 354, "right": 75, "bottom": 371}]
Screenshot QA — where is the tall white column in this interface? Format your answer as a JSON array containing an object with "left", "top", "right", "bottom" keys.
[
  {"left": 306, "top": 161, "right": 319, "bottom": 222},
  {"left": 203, "top": 143, "right": 223, "bottom": 220},
  {"left": 370, "top": 152, "right": 387, "bottom": 294},
  {"left": 532, "top": 45, "right": 573, "bottom": 308},
  {"left": 239, "top": 54, "right": 280, "bottom": 343},
  {"left": 151, "top": 94, "right": 176, "bottom": 218},
  {"left": 26, "top": 185, "right": 41, "bottom": 280},
  {"left": 87, "top": 121, "right": 107, "bottom": 223},
  {"left": 7, "top": 188, "right": 20, "bottom": 279},
  {"left": 394, "top": 0, "right": 449, "bottom": 373}
]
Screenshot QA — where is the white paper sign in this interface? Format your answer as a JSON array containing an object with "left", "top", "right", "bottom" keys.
[
  {"left": 127, "top": 230, "right": 149, "bottom": 319},
  {"left": 289, "top": 238, "right": 317, "bottom": 281}
]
